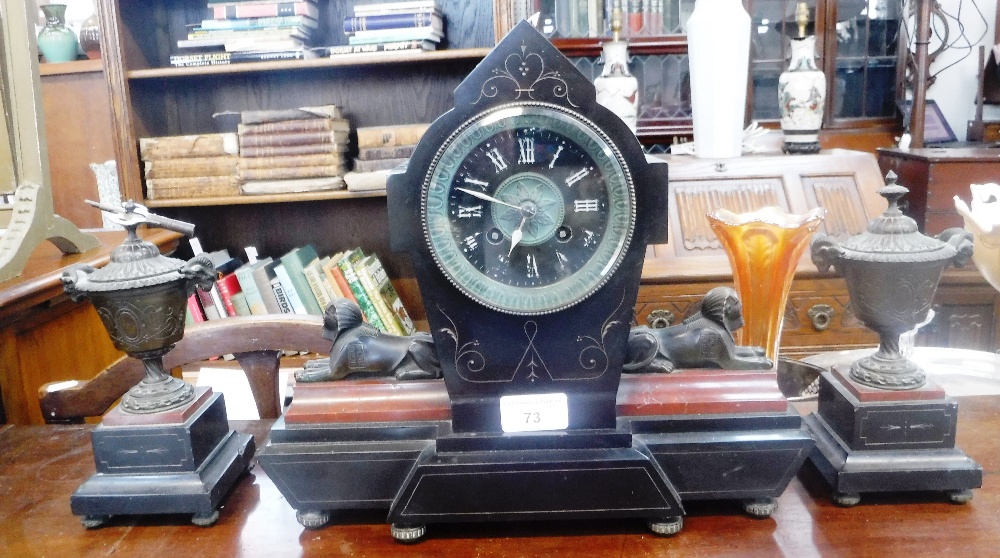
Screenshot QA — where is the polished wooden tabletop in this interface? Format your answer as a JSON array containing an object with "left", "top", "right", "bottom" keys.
[{"left": 1, "top": 397, "right": 999, "bottom": 557}]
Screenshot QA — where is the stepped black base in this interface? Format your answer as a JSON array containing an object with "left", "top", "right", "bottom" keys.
[
  {"left": 258, "top": 405, "right": 813, "bottom": 541},
  {"left": 71, "top": 392, "right": 255, "bottom": 527},
  {"left": 804, "top": 370, "right": 982, "bottom": 506}
]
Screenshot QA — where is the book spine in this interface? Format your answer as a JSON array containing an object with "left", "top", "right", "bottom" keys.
[
  {"left": 355, "top": 259, "right": 404, "bottom": 334},
  {"left": 239, "top": 165, "right": 343, "bottom": 181},
  {"left": 326, "top": 262, "right": 359, "bottom": 306},
  {"left": 143, "top": 156, "right": 238, "bottom": 179},
  {"left": 187, "top": 294, "right": 206, "bottom": 323},
  {"left": 269, "top": 276, "right": 294, "bottom": 313},
  {"left": 200, "top": 15, "right": 316, "bottom": 30},
  {"left": 238, "top": 130, "right": 348, "bottom": 148},
  {"left": 216, "top": 273, "right": 243, "bottom": 317},
  {"left": 145, "top": 176, "right": 241, "bottom": 200},
  {"left": 273, "top": 264, "right": 309, "bottom": 314},
  {"left": 240, "top": 104, "right": 342, "bottom": 124},
  {"left": 238, "top": 118, "right": 342, "bottom": 136},
  {"left": 302, "top": 263, "right": 333, "bottom": 313},
  {"left": 231, "top": 291, "right": 253, "bottom": 316},
  {"left": 235, "top": 266, "right": 268, "bottom": 315},
  {"left": 320, "top": 261, "right": 346, "bottom": 299},
  {"left": 238, "top": 153, "right": 343, "bottom": 169},
  {"left": 279, "top": 249, "right": 323, "bottom": 314},
  {"left": 197, "top": 288, "right": 224, "bottom": 320},
  {"left": 213, "top": 2, "right": 316, "bottom": 20},
  {"left": 353, "top": 157, "right": 408, "bottom": 172},
  {"left": 188, "top": 26, "right": 309, "bottom": 41},
  {"left": 238, "top": 143, "right": 345, "bottom": 158},
  {"left": 358, "top": 144, "right": 416, "bottom": 160},
  {"left": 337, "top": 255, "right": 386, "bottom": 331},
  {"left": 328, "top": 40, "right": 434, "bottom": 56},
  {"left": 356, "top": 123, "right": 430, "bottom": 148},
  {"left": 343, "top": 12, "right": 439, "bottom": 33},
  {"left": 347, "top": 29, "right": 442, "bottom": 45},
  {"left": 353, "top": 1, "right": 440, "bottom": 15},
  {"left": 252, "top": 261, "right": 283, "bottom": 314},
  {"left": 367, "top": 255, "right": 416, "bottom": 334},
  {"left": 140, "top": 133, "right": 238, "bottom": 160}
]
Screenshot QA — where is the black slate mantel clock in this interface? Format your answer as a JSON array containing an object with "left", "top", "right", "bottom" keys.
[
  {"left": 388, "top": 20, "right": 667, "bottom": 434},
  {"left": 258, "top": 21, "right": 813, "bottom": 543}
]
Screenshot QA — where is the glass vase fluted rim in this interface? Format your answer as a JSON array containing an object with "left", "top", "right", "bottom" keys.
[{"left": 707, "top": 206, "right": 826, "bottom": 229}]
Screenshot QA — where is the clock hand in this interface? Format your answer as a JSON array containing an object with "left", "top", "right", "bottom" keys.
[
  {"left": 508, "top": 214, "right": 527, "bottom": 257},
  {"left": 455, "top": 187, "right": 521, "bottom": 211}
]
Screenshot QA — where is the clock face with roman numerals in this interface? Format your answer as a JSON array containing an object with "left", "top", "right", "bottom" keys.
[{"left": 422, "top": 103, "right": 635, "bottom": 315}]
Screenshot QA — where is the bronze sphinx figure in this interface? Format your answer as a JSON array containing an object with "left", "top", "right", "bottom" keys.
[
  {"left": 624, "top": 286, "right": 772, "bottom": 373},
  {"left": 296, "top": 298, "right": 442, "bottom": 382}
]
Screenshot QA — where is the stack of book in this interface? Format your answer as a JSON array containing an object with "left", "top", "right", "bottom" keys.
[
  {"left": 187, "top": 243, "right": 417, "bottom": 337},
  {"left": 171, "top": 0, "right": 320, "bottom": 67},
  {"left": 237, "top": 105, "right": 350, "bottom": 195},
  {"left": 333, "top": 0, "right": 443, "bottom": 56},
  {"left": 344, "top": 123, "right": 430, "bottom": 192},
  {"left": 140, "top": 133, "right": 241, "bottom": 200}
]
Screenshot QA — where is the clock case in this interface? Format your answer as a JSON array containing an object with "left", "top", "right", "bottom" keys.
[
  {"left": 388, "top": 21, "right": 667, "bottom": 434},
  {"left": 258, "top": 21, "right": 813, "bottom": 541}
]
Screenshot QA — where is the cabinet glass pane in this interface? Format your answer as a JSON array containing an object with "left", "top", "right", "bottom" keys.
[
  {"left": 537, "top": 0, "right": 693, "bottom": 38},
  {"left": 572, "top": 53, "right": 692, "bottom": 124},
  {"left": 749, "top": 0, "right": 816, "bottom": 120},
  {"left": 832, "top": 0, "right": 899, "bottom": 118}
]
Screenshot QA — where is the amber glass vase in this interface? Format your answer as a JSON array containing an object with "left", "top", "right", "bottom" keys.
[{"left": 708, "top": 206, "right": 826, "bottom": 361}]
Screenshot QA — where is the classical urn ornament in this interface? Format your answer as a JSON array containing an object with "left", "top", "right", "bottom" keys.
[
  {"left": 811, "top": 172, "right": 972, "bottom": 390},
  {"left": 62, "top": 200, "right": 216, "bottom": 413},
  {"left": 778, "top": 2, "right": 825, "bottom": 154},
  {"left": 594, "top": 6, "right": 639, "bottom": 132},
  {"left": 955, "top": 183, "right": 1000, "bottom": 292}
]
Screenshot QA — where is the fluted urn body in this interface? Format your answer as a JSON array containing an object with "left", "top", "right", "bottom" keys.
[
  {"left": 63, "top": 217, "right": 215, "bottom": 413},
  {"left": 811, "top": 173, "right": 971, "bottom": 390}
]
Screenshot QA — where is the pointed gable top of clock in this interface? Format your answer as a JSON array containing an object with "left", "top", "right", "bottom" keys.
[{"left": 454, "top": 20, "right": 596, "bottom": 115}]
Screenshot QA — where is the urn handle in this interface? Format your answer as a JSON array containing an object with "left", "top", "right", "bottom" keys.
[
  {"left": 937, "top": 227, "right": 974, "bottom": 268},
  {"left": 810, "top": 234, "right": 843, "bottom": 273},
  {"left": 179, "top": 255, "right": 216, "bottom": 295},
  {"left": 60, "top": 264, "right": 96, "bottom": 302}
]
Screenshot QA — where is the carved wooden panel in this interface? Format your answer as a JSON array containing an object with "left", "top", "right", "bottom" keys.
[
  {"left": 801, "top": 174, "right": 870, "bottom": 239},
  {"left": 671, "top": 178, "right": 786, "bottom": 253}
]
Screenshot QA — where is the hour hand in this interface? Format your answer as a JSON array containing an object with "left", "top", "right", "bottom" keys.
[
  {"left": 508, "top": 215, "right": 527, "bottom": 257},
  {"left": 455, "top": 187, "right": 521, "bottom": 211}
]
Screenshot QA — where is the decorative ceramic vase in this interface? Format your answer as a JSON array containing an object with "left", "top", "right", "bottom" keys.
[
  {"left": 79, "top": 12, "right": 101, "bottom": 60},
  {"left": 955, "top": 183, "right": 1000, "bottom": 292},
  {"left": 778, "top": 4, "right": 825, "bottom": 154},
  {"left": 708, "top": 205, "right": 826, "bottom": 362},
  {"left": 61, "top": 202, "right": 215, "bottom": 413},
  {"left": 594, "top": 7, "right": 639, "bottom": 132},
  {"left": 811, "top": 173, "right": 972, "bottom": 390},
  {"left": 686, "top": 0, "right": 751, "bottom": 158},
  {"left": 37, "top": 4, "right": 79, "bottom": 63}
]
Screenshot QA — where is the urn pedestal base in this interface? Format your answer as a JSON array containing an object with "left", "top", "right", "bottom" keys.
[
  {"left": 257, "top": 373, "right": 814, "bottom": 542},
  {"left": 804, "top": 368, "right": 981, "bottom": 506},
  {"left": 70, "top": 388, "right": 255, "bottom": 527}
]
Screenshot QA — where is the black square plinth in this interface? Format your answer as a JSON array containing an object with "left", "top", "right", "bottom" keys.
[
  {"left": 71, "top": 390, "right": 255, "bottom": 527},
  {"left": 804, "top": 369, "right": 982, "bottom": 506}
]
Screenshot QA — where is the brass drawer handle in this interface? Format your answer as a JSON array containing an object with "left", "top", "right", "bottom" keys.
[
  {"left": 807, "top": 304, "right": 835, "bottom": 331},
  {"left": 646, "top": 309, "right": 676, "bottom": 329}
]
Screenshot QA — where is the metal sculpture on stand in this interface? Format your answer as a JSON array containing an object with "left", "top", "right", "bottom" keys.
[
  {"left": 806, "top": 172, "right": 981, "bottom": 506},
  {"left": 61, "top": 201, "right": 255, "bottom": 528}
]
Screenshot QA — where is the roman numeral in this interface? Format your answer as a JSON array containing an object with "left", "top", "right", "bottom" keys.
[
  {"left": 526, "top": 254, "right": 539, "bottom": 278},
  {"left": 574, "top": 199, "right": 599, "bottom": 212},
  {"left": 549, "top": 145, "right": 564, "bottom": 168},
  {"left": 565, "top": 168, "right": 589, "bottom": 187},
  {"left": 518, "top": 137, "right": 535, "bottom": 164},
  {"left": 486, "top": 148, "right": 508, "bottom": 173},
  {"left": 464, "top": 177, "right": 489, "bottom": 189},
  {"left": 463, "top": 233, "right": 480, "bottom": 251},
  {"left": 457, "top": 205, "right": 483, "bottom": 218}
]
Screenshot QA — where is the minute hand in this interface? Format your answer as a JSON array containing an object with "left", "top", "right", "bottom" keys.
[{"left": 455, "top": 187, "right": 521, "bottom": 211}]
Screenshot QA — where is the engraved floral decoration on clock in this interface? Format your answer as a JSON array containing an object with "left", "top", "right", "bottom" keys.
[{"left": 474, "top": 43, "right": 578, "bottom": 107}]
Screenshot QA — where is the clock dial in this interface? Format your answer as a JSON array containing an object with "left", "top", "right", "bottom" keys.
[{"left": 423, "top": 103, "right": 635, "bottom": 315}]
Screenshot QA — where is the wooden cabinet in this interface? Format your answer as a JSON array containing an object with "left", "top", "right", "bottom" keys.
[
  {"left": 877, "top": 147, "right": 1000, "bottom": 235},
  {"left": 637, "top": 149, "right": 1000, "bottom": 356}
]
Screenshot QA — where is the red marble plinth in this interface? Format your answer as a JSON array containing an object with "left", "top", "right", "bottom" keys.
[
  {"left": 285, "top": 371, "right": 788, "bottom": 424},
  {"left": 617, "top": 370, "right": 788, "bottom": 416},
  {"left": 831, "top": 366, "right": 946, "bottom": 402},
  {"left": 102, "top": 386, "right": 213, "bottom": 426},
  {"left": 285, "top": 380, "right": 451, "bottom": 424}
]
